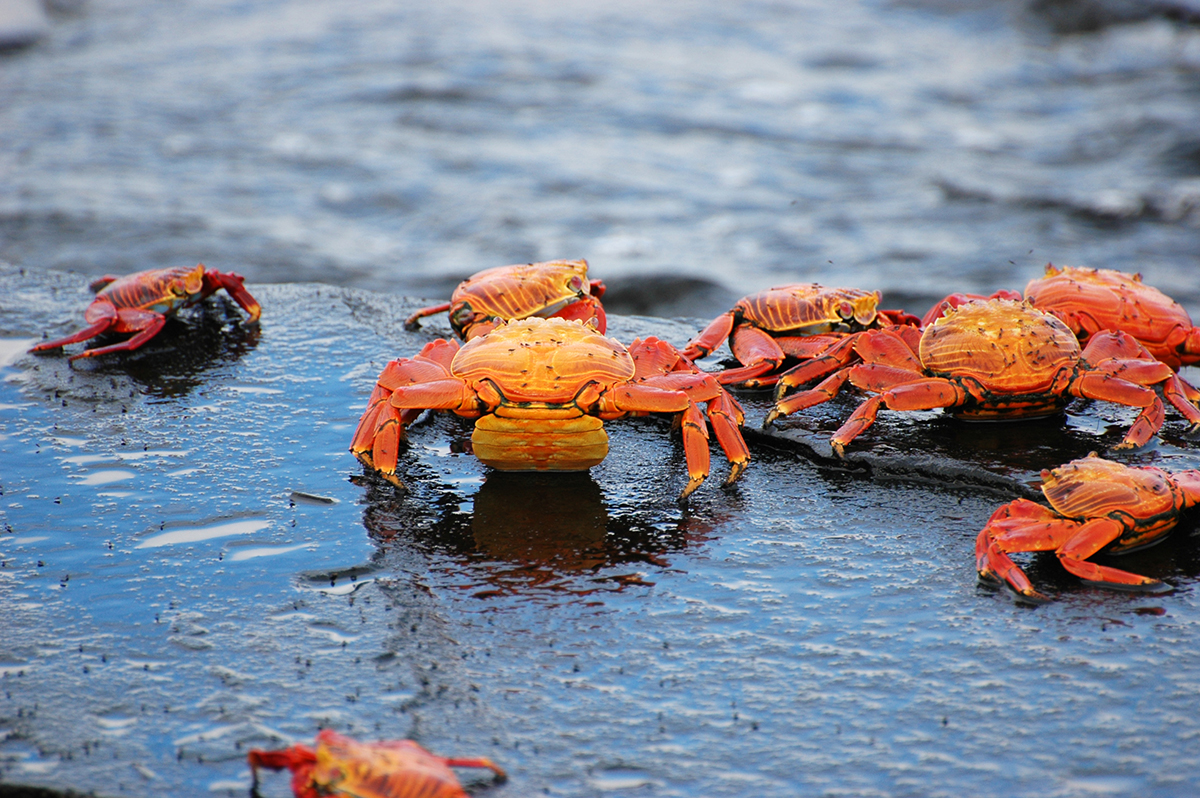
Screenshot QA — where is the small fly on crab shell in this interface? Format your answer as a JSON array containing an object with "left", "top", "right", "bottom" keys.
[
  {"left": 248, "top": 729, "right": 506, "bottom": 798},
  {"left": 350, "top": 317, "right": 750, "bottom": 499},
  {"left": 767, "top": 298, "right": 1200, "bottom": 455},
  {"left": 976, "top": 453, "right": 1200, "bottom": 602},
  {"left": 404, "top": 259, "right": 607, "bottom": 340},
  {"left": 680, "top": 283, "right": 919, "bottom": 388},
  {"left": 28, "top": 263, "right": 261, "bottom": 361}
]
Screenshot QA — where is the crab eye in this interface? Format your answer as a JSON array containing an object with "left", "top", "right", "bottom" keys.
[
  {"left": 450, "top": 305, "right": 475, "bottom": 327},
  {"left": 568, "top": 276, "right": 584, "bottom": 293},
  {"left": 837, "top": 301, "right": 854, "bottom": 320}
]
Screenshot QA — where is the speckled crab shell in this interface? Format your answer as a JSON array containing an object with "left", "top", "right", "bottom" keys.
[
  {"left": 918, "top": 298, "right": 1082, "bottom": 396},
  {"left": 1025, "top": 264, "right": 1198, "bottom": 369},
  {"left": 450, "top": 316, "right": 635, "bottom": 404},
  {"left": 1040, "top": 455, "right": 1183, "bottom": 553},
  {"left": 732, "top": 284, "right": 884, "bottom": 333}
]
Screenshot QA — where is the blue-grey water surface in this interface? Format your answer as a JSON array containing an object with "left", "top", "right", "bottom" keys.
[{"left": 2, "top": 0, "right": 1200, "bottom": 312}]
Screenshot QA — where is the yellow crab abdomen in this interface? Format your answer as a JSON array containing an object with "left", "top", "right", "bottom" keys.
[{"left": 471, "top": 412, "right": 608, "bottom": 471}]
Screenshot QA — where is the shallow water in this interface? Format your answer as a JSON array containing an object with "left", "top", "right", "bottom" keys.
[
  {"left": 2, "top": 0, "right": 1200, "bottom": 317},
  {"left": 5, "top": 266, "right": 1200, "bottom": 797}
]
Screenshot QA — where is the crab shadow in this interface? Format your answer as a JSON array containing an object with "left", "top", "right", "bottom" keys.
[{"left": 24, "top": 298, "right": 260, "bottom": 402}]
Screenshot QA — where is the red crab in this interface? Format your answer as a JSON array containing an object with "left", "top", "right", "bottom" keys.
[
  {"left": 924, "top": 265, "right": 1200, "bottom": 385},
  {"left": 350, "top": 317, "right": 750, "bottom": 499},
  {"left": 29, "top": 264, "right": 261, "bottom": 361},
  {"left": 767, "top": 299, "right": 1200, "bottom": 455},
  {"left": 404, "top": 259, "right": 607, "bottom": 340},
  {"left": 247, "top": 729, "right": 506, "bottom": 798},
  {"left": 1025, "top": 264, "right": 1200, "bottom": 374},
  {"left": 976, "top": 454, "right": 1200, "bottom": 602},
  {"left": 679, "top": 283, "right": 919, "bottom": 388}
]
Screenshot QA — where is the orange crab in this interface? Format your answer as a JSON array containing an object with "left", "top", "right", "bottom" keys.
[
  {"left": 679, "top": 283, "right": 919, "bottom": 388},
  {"left": 924, "top": 265, "right": 1200, "bottom": 381},
  {"left": 766, "top": 299, "right": 1200, "bottom": 455},
  {"left": 976, "top": 454, "right": 1200, "bottom": 602},
  {"left": 28, "top": 264, "right": 261, "bottom": 361},
  {"left": 1025, "top": 264, "right": 1200, "bottom": 373},
  {"left": 350, "top": 317, "right": 749, "bottom": 499},
  {"left": 404, "top": 259, "right": 607, "bottom": 340},
  {"left": 247, "top": 729, "right": 506, "bottom": 798}
]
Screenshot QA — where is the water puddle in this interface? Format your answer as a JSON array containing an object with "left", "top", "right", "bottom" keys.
[
  {"left": 135, "top": 519, "right": 271, "bottom": 549},
  {"left": 227, "top": 543, "right": 312, "bottom": 562},
  {"left": 74, "top": 469, "right": 137, "bottom": 486},
  {"left": 0, "top": 338, "right": 37, "bottom": 368}
]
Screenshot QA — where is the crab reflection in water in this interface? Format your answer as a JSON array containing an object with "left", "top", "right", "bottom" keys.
[{"left": 360, "top": 470, "right": 723, "bottom": 600}]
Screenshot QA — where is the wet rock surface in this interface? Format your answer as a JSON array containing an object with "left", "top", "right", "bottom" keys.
[{"left": 4, "top": 264, "right": 1200, "bottom": 797}]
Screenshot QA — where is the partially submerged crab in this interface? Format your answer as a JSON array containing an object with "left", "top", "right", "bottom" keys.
[
  {"left": 351, "top": 317, "right": 750, "bottom": 499},
  {"left": 247, "top": 729, "right": 506, "bottom": 798},
  {"left": 29, "top": 264, "right": 261, "bottom": 361},
  {"left": 976, "top": 454, "right": 1200, "bottom": 602},
  {"left": 767, "top": 299, "right": 1200, "bottom": 455},
  {"left": 404, "top": 259, "right": 607, "bottom": 340},
  {"left": 680, "top": 283, "right": 919, "bottom": 388}
]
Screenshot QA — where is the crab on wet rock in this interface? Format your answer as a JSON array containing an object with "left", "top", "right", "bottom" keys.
[
  {"left": 766, "top": 298, "right": 1200, "bottom": 455},
  {"left": 924, "top": 264, "right": 1200, "bottom": 386},
  {"left": 247, "top": 729, "right": 506, "bottom": 798},
  {"left": 351, "top": 317, "right": 750, "bottom": 499},
  {"left": 680, "top": 283, "right": 919, "bottom": 388},
  {"left": 976, "top": 453, "right": 1200, "bottom": 602},
  {"left": 29, "top": 264, "right": 260, "bottom": 361},
  {"left": 404, "top": 259, "right": 607, "bottom": 340},
  {"left": 1025, "top": 264, "right": 1200, "bottom": 375}
]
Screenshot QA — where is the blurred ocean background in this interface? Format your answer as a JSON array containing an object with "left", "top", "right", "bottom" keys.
[{"left": 2, "top": 0, "right": 1200, "bottom": 318}]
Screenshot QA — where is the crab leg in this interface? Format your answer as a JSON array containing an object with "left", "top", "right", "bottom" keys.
[
  {"left": 975, "top": 499, "right": 1073, "bottom": 600},
  {"left": 440, "top": 756, "right": 508, "bottom": 780},
  {"left": 1056, "top": 517, "right": 1166, "bottom": 590},
  {"left": 770, "top": 335, "right": 858, "bottom": 394},
  {"left": 628, "top": 338, "right": 750, "bottom": 489},
  {"left": 403, "top": 301, "right": 453, "bottom": 330},
  {"left": 720, "top": 325, "right": 791, "bottom": 386},
  {"left": 247, "top": 743, "right": 317, "bottom": 794},
  {"left": 676, "top": 400, "right": 712, "bottom": 499},
  {"left": 203, "top": 269, "right": 261, "bottom": 322},
  {"left": 680, "top": 311, "right": 736, "bottom": 361},
  {"left": 30, "top": 302, "right": 119, "bottom": 352},
  {"left": 1083, "top": 331, "right": 1200, "bottom": 430},
  {"left": 657, "top": 371, "right": 751, "bottom": 489},
  {"left": 765, "top": 369, "right": 852, "bottom": 424},
  {"left": 349, "top": 340, "right": 466, "bottom": 486},
  {"left": 67, "top": 310, "right": 167, "bottom": 360},
  {"left": 829, "top": 376, "right": 968, "bottom": 456}
]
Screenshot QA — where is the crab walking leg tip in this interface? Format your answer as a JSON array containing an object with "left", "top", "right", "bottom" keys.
[
  {"left": 1013, "top": 588, "right": 1052, "bottom": 605},
  {"left": 723, "top": 459, "right": 748, "bottom": 486},
  {"left": 1079, "top": 576, "right": 1170, "bottom": 593},
  {"left": 679, "top": 477, "right": 704, "bottom": 501}
]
